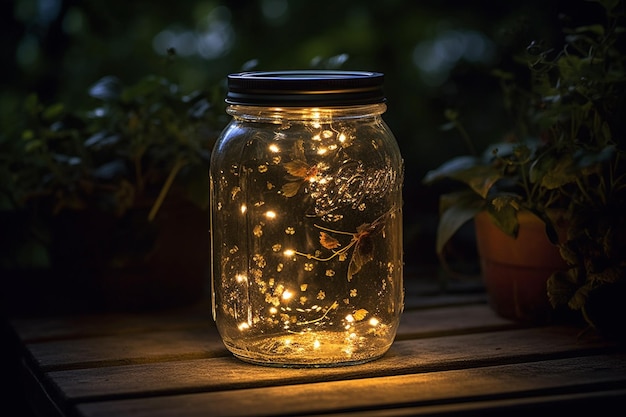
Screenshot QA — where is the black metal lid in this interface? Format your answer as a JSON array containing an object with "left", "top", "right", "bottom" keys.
[{"left": 225, "top": 70, "right": 386, "bottom": 106}]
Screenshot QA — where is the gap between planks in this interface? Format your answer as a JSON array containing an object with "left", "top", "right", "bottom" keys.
[{"left": 72, "top": 354, "right": 626, "bottom": 417}]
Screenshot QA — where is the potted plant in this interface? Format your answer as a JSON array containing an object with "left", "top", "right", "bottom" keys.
[
  {"left": 0, "top": 72, "right": 225, "bottom": 314},
  {"left": 423, "top": 0, "right": 626, "bottom": 335}
]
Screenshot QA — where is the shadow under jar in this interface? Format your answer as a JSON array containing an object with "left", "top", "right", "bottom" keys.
[{"left": 210, "top": 71, "right": 404, "bottom": 367}]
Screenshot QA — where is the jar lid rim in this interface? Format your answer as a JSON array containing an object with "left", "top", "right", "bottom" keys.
[{"left": 226, "top": 70, "right": 386, "bottom": 106}]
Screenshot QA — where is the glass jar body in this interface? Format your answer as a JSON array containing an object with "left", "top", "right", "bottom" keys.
[{"left": 210, "top": 104, "right": 403, "bottom": 367}]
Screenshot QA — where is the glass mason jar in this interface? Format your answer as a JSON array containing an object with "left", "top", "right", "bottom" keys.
[{"left": 210, "top": 71, "right": 404, "bottom": 367}]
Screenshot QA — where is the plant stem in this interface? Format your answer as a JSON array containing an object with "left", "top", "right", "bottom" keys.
[
  {"left": 134, "top": 149, "right": 145, "bottom": 195},
  {"left": 518, "top": 158, "right": 534, "bottom": 205},
  {"left": 314, "top": 224, "right": 355, "bottom": 236},
  {"left": 147, "top": 157, "right": 187, "bottom": 222},
  {"left": 295, "top": 301, "right": 338, "bottom": 326},
  {"left": 453, "top": 120, "right": 477, "bottom": 157},
  {"left": 294, "top": 239, "right": 357, "bottom": 262},
  {"left": 575, "top": 177, "right": 595, "bottom": 207}
]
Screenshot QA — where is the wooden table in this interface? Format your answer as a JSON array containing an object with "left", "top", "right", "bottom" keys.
[{"left": 5, "top": 275, "right": 626, "bottom": 417}]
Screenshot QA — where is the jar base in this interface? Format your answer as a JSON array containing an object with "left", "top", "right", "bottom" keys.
[
  {"left": 223, "top": 330, "right": 393, "bottom": 368},
  {"left": 231, "top": 353, "right": 385, "bottom": 368}
]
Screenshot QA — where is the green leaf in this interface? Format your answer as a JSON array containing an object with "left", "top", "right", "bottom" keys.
[
  {"left": 534, "top": 209, "right": 561, "bottom": 245},
  {"left": 435, "top": 191, "right": 484, "bottom": 254},
  {"left": 443, "top": 108, "right": 459, "bottom": 121},
  {"left": 93, "top": 159, "right": 127, "bottom": 180},
  {"left": 547, "top": 269, "right": 578, "bottom": 308},
  {"left": 558, "top": 55, "right": 584, "bottom": 81},
  {"left": 574, "top": 146, "right": 614, "bottom": 169},
  {"left": 533, "top": 153, "right": 578, "bottom": 189},
  {"left": 24, "top": 139, "right": 43, "bottom": 152},
  {"left": 422, "top": 156, "right": 479, "bottom": 184},
  {"left": 574, "top": 24, "right": 605, "bottom": 36},
  {"left": 588, "top": 266, "right": 622, "bottom": 284},
  {"left": 24, "top": 94, "right": 40, "bottom": 115},
  {"left": 84, "top": 132, "right": 121, "bottom": 149},
  {"left": 42, "top": 103, "right": 64, "bottom": 121},
  {"left": 121, "top": 75, "right": 168, "bottom": 102},
  {"left": 53, "top": 154, "right": 82, "bottom": 166},
  {"left": 463, "top": 165, "right": 503, "bottom": 198},
  {"left": 597, "top": 0, "right": 622, "bottom": 13},
  {"left": 188, "top": 98, "right": 211, "bottom": 119},
  {"left": 529, "top": 152, "right": 554, "bottom": 184},
  {"left": 21, "top": 130, "right": 34, "bottom": 141},
  {"left": 486, "top": 198, "right": 519, "bottom": 237},
  {"left": 482, "top": 141, "right": 525, "bottom": 162},
  {"left": 439, "top": 121, "right": 456, "bottom": 131},
  {"left": 423, "top": 156, "right": 502, "bottom": 199},
  {"left": 568, "top": 281, "right": 592, "bottom": 311},
  {"left": 89, "top": 76, "right": 122, "bottom": 101}
]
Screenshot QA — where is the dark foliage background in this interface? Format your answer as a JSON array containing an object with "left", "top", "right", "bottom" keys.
[{"left": 0, "top": 0, "right": 605, "bottom": 269}]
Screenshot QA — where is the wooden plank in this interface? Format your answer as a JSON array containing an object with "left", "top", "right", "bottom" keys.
[
  {"left": 314, "top": 389, "right": 626, "bottom": 416},
  {"left": 403, "top": 274, "right": 486, "bottom": 307},
  {"left": 403, "top": 273, "right": 486, "bottom": 309},
  {"left": 73, "top": 354, "right": 626, "bottom": 417},
  {"left": 9, "top": 302, "right": 213, "bottom": 343},
  {"left": 314, "top": 389, "right": 626, "bottom": 417},
  {"left": 27, "top": 328, "right": 227, "bottom": 372},
  {"left": 404, "top": 292, "right": 487, "bottom": 309},
  {"left": 396, "top": 303, "right": 514, "bottom": 338},
  {"left": 23, "top": 305, "right": 514, "bottom": 371},
  {"left": 44, "top": 325, "right": 613, "bottom": 401}
]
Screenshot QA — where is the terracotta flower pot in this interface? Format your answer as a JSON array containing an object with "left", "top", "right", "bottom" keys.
[{"left": 474, "top": 210, "right": 567, "bottom": 323}]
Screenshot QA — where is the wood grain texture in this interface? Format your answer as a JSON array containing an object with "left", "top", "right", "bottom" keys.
[
  {"left": 46, "top": 325, "right": 613, "bottom": 401},
  {"left": 21, "top": 304, "right": 512, "bottom": 372},
  {"left": 73, "top": 355, "right": 626, "bottom": 417},
  {"left": 8, "top": 275, "right": 624, "bottom": 417}
]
